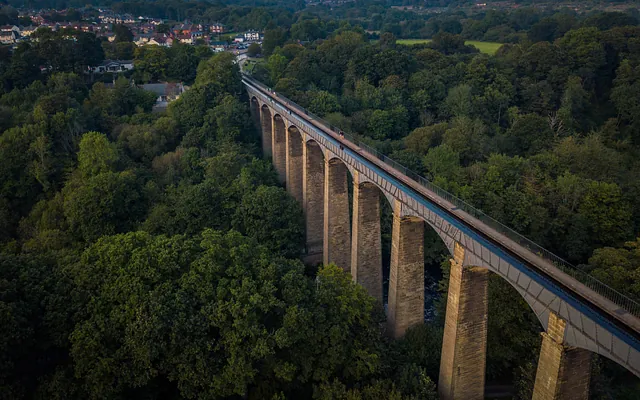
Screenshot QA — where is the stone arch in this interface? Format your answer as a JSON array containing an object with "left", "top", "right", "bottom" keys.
[
  {"left": 351, "top": 180, "right": 393, "bottom": 303},
  {"left": 303, "top": 139, "right": 325, "bottom": 264},
  {"left": 401, "top": 203, "right": 640, "bottom": 379},
  {"left": 306, "top": 138, "right": 327, "bottom": 159},
  {"left": 457, "top": 236, "right": 640, "bottom": 377},
  {"left": 260, "top": 104, "right": 272, "bottom": 158},
  {"left": 286, "top": 125, "right": 304, "bottom": 204},
  {"left": 355, "top": 174, "right": 396, "bottom": 212},
  {"left": 324, "top": 157, "right": 354, "bottom": 272},
  {"left": 273, "top": 114, "right": 287, "bottom": 183},
  {"left": 400, "top": 206, "right": 456, "bottom": 258}
]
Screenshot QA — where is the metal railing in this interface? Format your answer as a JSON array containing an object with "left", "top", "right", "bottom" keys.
[{"left": 242, "top": 73, "right": 640, "bottom": 320}]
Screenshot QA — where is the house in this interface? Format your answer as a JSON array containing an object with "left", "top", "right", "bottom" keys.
[
  {"left": 177, "top": 34, "right": 192, "bottom": 44},
  {"left": 210, "top": 40, "right": 227, "bottom": 52},
  {"left": 173, "top": 23, "right": 195, "bottom": 36},
  {"left": 90, "top": 60, "right": 134, "bottom": 74},
  {"left": 1, "top": 25, "right": 21, "bottom": 34},
  {"left": 138, "top": 23, "right": 155, "bottom": 34},
  {"left": 21, "top": 26, "right": 38, "bottom": 36},
  {"left": 139, "top": 82, "right": 186, "bottom": 111},
  {"left": 134, "top": 33, "right": 152, "bottom": 45},
  {"left": 148, "top": 36, "right": 173, "bottom": 47},
  {"left": 243, "top": 30, "right": 260, "bottom": 42},
  {"left": 233, "top": 35, "right": 244, "bottom": 43},
  {"left": 0, "top": 26, "right": 19, "bottom": 44},
  {"left": 210, "top": 23, "right": 225, "bottom": 34},
  {"left": 97, "top": 31, "right": 116, "bottom": 42}
]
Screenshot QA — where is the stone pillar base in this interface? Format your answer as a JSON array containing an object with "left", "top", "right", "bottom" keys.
[
  {"left": 387, "top": 202, "right": 424, "bottom": 338},
  {"left": 351, "top": 176, "right": 383, "bottom": 302},
  {"left": 323, "top": 159, "right": 351, "bottom": 272},
  {"left": 532, "top": 313, "right": 591, "bottom": 400},
  {"left": 438, "top": 242, "right": 488, "bottom": 400}
]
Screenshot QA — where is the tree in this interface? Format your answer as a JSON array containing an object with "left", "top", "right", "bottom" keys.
[
  {"left": 232, "top": 185, "right": 304, "bottom": 258},
  {"left": 134, "top": 46, "right": 168, "bottom": 82},
  {"left": 63, "top": 170, "right": 146, "bottom": 242},
  {"left": 588, "top": 238, "right": 640, "bottom": 297},
  {"left": 423, "top": 144, "right": 463, "bottom": 184},
  {"left": 68, "top": 229, "right": 386, "bottom": 399},
  {"left": 291, "top": 18, "right": 325, "bottom": 42},
  {"left": 156, "top": 23, "right": 170, "bottom": 34},
  {"left": 167, "top": 44, "right": 199, "bottom": 83},
  {"left": 114, "top": 24, "right": 133, "bottom": 43},
  {"left": 583, "top": 12, "right": 638, "bottom": 31},
  {"left": 611, "top": 60, "right": 640, "bottom": 140},
  {"left": 142, "top": 179, "right": 229, "bottom": 236},
  {"left": 429, "top": 32, "right": 476, "bottom": 55},
  {"left": 262, "top": 27, "right": 288, "bottom": 57},
  {"left": 77, "top": 132, "right": 118, "bottom": 178},
  {"left": 578, "top": 181, "right": 633, "bottom": 250},
  {"left": 445, "top": 84, "right": 473, "bottom": 118},
  {"left": 68, "top": 231, "right": 202, "bottom": 398},
  {"left": 203, "top": 94, "right": 255, "bottom": 143},
  {"left": 247, "top": 42, "right": 262, "bottom": 57},
  {"left": 195, "top": 52, "right": 242, "bottom": 95},
  {"left": 441, "top": 117, "right": 488, "bottom": 164},
  {"left": 266, "top": 53, "right": 288, "bottom": 86},
  {"left": 505, "top": 113, "right": 554, "bottom": 156},
  {"left": 557, "top": 76, "right": 591, "bottom": 134},
  {"left": 0, "top": 252, "right": 77, "bottom": 400},
  {"left": 309, "top": 90, "right": 340, "bottom": 116},
  {"left": 556, "top": 27, "right": 606, "bottom": 84},
  {"left": 404, "top": 123, "right": 447, "bottom": 156}
]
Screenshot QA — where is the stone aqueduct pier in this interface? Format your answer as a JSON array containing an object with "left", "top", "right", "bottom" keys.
[{"left": 243, "top": 75, "right": 640, "bottom": 400}]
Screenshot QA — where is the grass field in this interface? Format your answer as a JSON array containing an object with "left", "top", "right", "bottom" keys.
[{"left": 395, "top": 38, "right": 503, "bottom": 55}]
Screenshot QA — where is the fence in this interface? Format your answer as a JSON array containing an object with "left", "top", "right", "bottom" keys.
[{"left": 242, "top": 73, "right": 640, "bottom": 319}]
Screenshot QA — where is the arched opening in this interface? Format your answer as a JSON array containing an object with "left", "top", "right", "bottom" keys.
[
  {"left": 351, "top": 182, "right": 383, "bottom": 301},
  {"left": 351, "top": 181, "right": 393, "bottom": 305},
  {"left": 250, "top": 97, "right": 259, "bottom": 127},
  {"left": 324, "top": 157, "right": 353, "bottom": 272},
  {"left": 387, "top": 214, "right": 427, "bottom": 339},
  {"left": 273, "top": 114, "right": 286, "bottom": 183},
  {"left": 286, "top": 126, "right": 303, "bottom": 204},
  {"left": 482, "top": 269, "right": 639, "bottom": 398},
  {"left": 260, "top": 105, "right": 272, "bottom": 158},
  {"left": 483, "top": 269, "right": 543, "bottom": 398},
  {"left": 303, "top": 139, "right": 325, "bottom": 265}
]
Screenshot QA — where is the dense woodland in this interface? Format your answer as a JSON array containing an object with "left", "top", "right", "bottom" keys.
[{"left": 2, "top": 2, "right": 640, "bottom": 400}]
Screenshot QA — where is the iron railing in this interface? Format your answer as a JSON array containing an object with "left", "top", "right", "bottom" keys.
[{"left": 242, "top": 73, "right": 640, "bottom": 319}]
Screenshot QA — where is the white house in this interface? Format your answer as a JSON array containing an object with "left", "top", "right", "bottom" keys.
[
  {"left": 0, "top": 25, "right": 20, "bottom": 44},
  {"left": 0, "top": 29, "right": 19, "bottom": 44},
  {"left": 243, "top": 30, "right": 260, "bottom": 42},
  {"left": 90, "top": 60, "right": 134, "bottom": 74}
]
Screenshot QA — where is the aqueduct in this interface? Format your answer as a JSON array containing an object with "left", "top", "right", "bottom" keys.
[{"left": 244, "top": 74, "right": 640, "bottom": 400}]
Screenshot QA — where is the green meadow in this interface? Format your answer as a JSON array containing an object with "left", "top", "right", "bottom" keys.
[{"left": 395, "top": 39, "right": 503, "bottom": 55}]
